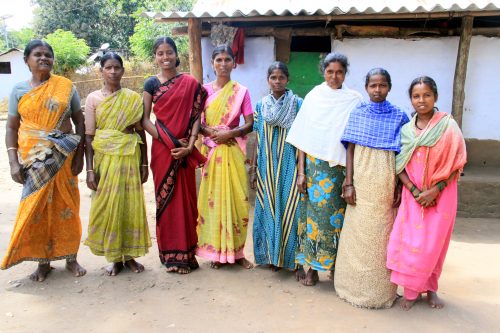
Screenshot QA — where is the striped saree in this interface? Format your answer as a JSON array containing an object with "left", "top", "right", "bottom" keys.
[{"left": 252, "top": 96, "right": 303, "bottom": 269}]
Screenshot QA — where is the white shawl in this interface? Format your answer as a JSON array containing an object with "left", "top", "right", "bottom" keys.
[{"left": 286, "top": 82, "right": 362, "bottom": 167}]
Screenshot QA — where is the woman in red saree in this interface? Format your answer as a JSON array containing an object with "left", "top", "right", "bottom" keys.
[{"left": 142, "top": 37, "right": 207, "bottom": 274}]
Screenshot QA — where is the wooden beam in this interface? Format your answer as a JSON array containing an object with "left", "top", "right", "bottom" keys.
[
  {"left": 188, "top": 18, "right": 203, "bottom": 82},
  {"left": 452, "top": 16, "right": 474, "bottom": 128}
]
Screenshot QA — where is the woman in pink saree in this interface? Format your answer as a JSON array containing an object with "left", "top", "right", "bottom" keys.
[{"left": 387, "top": 76, "right": 467, "bottom": 310}]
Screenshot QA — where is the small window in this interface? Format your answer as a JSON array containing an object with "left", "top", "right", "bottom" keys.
[{"left": 0, "top": 62, "right": 12, "bottom": 74}]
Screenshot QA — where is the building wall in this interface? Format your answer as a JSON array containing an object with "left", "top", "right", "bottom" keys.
[
  {"left": 332, "top": 36, "right": 500, "bottom": 140},
  {"left": 462, "top": 36, "right": 500, "bottom": 140},
  {"left": 0, "top": 51, "right": 31, "bottom": 101},
  {"left": 201, "top": 37, "right": 275, "bottom": 108}
]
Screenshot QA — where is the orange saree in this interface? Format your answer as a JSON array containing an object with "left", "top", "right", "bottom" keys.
[{"left": 1, "top": 75, "right": 82, "bottom": 269}]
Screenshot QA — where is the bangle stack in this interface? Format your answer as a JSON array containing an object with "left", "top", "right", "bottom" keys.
[
  {"left": 410, "top": 184, "right": 420, "bottom": 198},
  {"left": 436, "top": 180, "right": 447, "bottom": 192}
]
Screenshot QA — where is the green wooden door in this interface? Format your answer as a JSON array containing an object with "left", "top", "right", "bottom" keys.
[{"left": 287, "top": 52, "right": 324, "bottom": 99}]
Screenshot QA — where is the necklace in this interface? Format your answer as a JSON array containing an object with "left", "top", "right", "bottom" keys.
[
  {"left": 29, "top": 75, "right": 50, "bottom": 89},
  {"left": 415, "top": 110, "right": 435, "bottom": 130}
]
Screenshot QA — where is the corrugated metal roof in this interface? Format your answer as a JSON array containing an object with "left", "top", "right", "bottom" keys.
[{"left": 144, "top": 0, "right": 500, "bottom": 20}]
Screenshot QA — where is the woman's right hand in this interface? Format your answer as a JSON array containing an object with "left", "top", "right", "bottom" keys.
[
  {"left": 342, "top": 184, "right": 356, "bottom": 205},
  {"left": 9, "top": 161, "right": 25, "bottom": 184},
  {"left": 86, "top": 171, "right": 98, "bottom": 191},
  {"left": 249, "top": 169, "right": 257, "bottom": 190},
  {"left": 297, "top": 174, "right": 307, "bottom": 194}
]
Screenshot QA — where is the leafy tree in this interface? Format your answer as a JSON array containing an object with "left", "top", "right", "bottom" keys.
[
  {"left": 44, "top": 29, "right": 90, "bottom": 74},
  {"left": 129, "top": 0, "right": 194, "bottom": 60},
  {"left": 34, "top": 0, "right": 141, "bottom": 49},
  {"left": 9, "top": 28, "right": 36, "bottom": 50}
]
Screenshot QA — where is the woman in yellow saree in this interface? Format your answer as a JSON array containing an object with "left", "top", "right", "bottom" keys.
[
  {"left": 197, "top": 45, "right": 254, "bottom": 269},
  {"left": 2, "top": 40, "right": 86, "bottom": 281},
  {"left": 84, "top": 53, "right": 151, "bottom": 276}
]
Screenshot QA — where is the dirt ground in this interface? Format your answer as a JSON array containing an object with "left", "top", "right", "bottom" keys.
[{"left": 0, "top": 119, "right": 499, "bottom": 333}]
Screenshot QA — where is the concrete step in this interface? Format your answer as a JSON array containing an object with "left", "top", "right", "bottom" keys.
[{"left": 458, "top": 167, "right": 500, "bottom": 218}]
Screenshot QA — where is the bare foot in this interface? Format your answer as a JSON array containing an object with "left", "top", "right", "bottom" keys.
[
  {"left": 66, "top": 260, "right": 86, "bottom": 277},
  {"left": 236, "top": 258, "right": 254, "bottom": 269},
  {"left": 210, "top": 261, "right": 225, "bottom": 269},
  {"left": 177, "top": 267, "right": 192, "bottom": 274},
  {"left": 427, "top": 291, "right": 444, "bottom": 309},
  {"left": 400, "top": 295, "right": 421, "bottom": 311},
  {"left": 124, "top": 259, "right": 144, "bottom": 273},
  {"left": 105, "top": 262, "right": 124, "bottom": 276},
  {"left": 270, "top": 265, "right": 281, "bottom": 272},
  {"left": 300, "top": 268, "right": 319, "bottom": 286},
  {"left": 29, "top": 263, "right": 53, "bottom": 282},
  {"left": 295, "top": 266, "right": 306, "bottom": 281},
  {"left": 166, "top": 266, "right": 179, "bottom": 273}
]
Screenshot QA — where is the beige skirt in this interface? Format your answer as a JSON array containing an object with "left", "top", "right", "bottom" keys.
[{"left": 334, "top": 145, "right": 398, "bottom": 309}]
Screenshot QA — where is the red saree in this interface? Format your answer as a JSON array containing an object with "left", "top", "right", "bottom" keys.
[{"left": 149, "top": 74, "right": 207, "bottom": 270}]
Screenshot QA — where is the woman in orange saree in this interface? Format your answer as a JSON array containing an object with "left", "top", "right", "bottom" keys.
[
  {"left": 387, "top": 76, "right": 467, "bottom": 310},
  {"left": 2, "top": 40, "right": 86, "bottom": 281}
]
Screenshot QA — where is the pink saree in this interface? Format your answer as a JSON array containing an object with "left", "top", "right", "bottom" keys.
[{"left": 387, "top": 111, "right": 467, "bottom": 299}]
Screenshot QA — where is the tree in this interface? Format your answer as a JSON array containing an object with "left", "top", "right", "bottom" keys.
[
  {"left": 9, "top": 28, "right": 36, "bottom": 50},
  {"left": 44, "top": 29, "right": 90, "bottom": 74},
  {"left": 129, "top": 0, "right": 194, "bottom": 60},
  {"left": 34, "top": 0, "right": 141, "bottom": 49}
]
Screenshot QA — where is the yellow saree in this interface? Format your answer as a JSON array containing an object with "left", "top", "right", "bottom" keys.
[
  {"left": 2, "top": 75, "right": 82, "bottom": 269},
  {"left": 196, "top": 81, "right": 250, "bottom": 263},
  {"left": 84, "top": 88, "right": 151, "bottom": 262}
]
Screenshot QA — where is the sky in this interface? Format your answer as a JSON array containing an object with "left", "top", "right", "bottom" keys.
[{"left": 0, "top": 0, "right": 35, "bottom": 30}]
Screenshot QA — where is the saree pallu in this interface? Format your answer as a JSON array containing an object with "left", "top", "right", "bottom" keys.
[
  {"left": 334, "top": 146, "right": 397, "bottom": 309},
  {"left": 197, "top": 81, "right": 250, "bottom": 263},
  {"left": 387, "top": 112, "right": 467, "bottom": 299},
  {"left": 2, "top": 75, "right": 82, "bottom": 269},
  {"left": 295, "top": 155, "right": 346, "bottom": 271},
  {"left": 253, "top": 100, "right": 302, "bottom": 270},
  {"left": 84, "top": 89, "right": 151, "bottom": 262},
  {"left": 150, "top": 74, "right": 207, "bottom": 269}
]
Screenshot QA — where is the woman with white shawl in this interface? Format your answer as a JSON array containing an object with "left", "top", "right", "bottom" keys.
[{"left": 286, "top": 53, "right": 362, "bottom": 286}]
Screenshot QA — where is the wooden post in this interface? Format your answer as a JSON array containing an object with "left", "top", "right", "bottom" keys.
[
  {"left": 188, "top": 18, "right": 203, "bottom": 82},
  {"left": 452, "top": 16, "right": 474, "bottom": 128}
]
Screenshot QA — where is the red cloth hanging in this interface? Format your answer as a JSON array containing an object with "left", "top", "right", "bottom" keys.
[{"left": 231, "top": 28, "right": 245, "bottom": 65}]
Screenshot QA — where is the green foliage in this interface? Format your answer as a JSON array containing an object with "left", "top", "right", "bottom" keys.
[
  {"left": 44, "top": 29, "right": 90, "bottom": 74},
  {"left": 0, "top": 28, "right": 35, "bottom": 52},
  {"left": 34, "top": 0, "right": 141, "bottom": 48},
  {"left": 129, "top": 0, "right": 194, "bottom": 60},
  {"left": 9, "top": 28, "right": 36, "bottom": 50}
]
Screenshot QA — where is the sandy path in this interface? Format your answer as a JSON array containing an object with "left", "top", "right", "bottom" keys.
[{"left": 0, "top": 120, "right": 499, "bottom": 333}]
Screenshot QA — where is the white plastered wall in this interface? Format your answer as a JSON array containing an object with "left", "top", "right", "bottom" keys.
[
  {"left": 0, "top": 51, "right": 31, "bottom": 101},
  {"left": 333, "top": 36, "right": 500, "bottom": 140},
  {"left": 201, "top": 37, "right": 275, "bottom": 109}
]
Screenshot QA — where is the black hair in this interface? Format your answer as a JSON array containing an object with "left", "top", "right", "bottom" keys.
[
  {"left": 100, "top": 52, "right": 123, "bottom": 68},
  {"left": 267, "top": 61, "right": 289, "bottom": 79},
  {"left": 24, "top": 39, "right": 54, "bottom": 58},
  {"left": 153, "top": 36, "right": 180, "bottom": 67},
  {"left": 365, "top": 68, "right": 392, "bottom": 89},
  {"left": 211, "top": 45, "right": 234, "bottom": 61},
  {"left": 408, "top": 76, "right": 438, "bottom": 98},
  {"left": 320, "top": 52, "right": 349, "bottom": 74}
]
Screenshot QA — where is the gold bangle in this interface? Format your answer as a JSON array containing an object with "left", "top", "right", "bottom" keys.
[
  {"left": 298, "top": 173, "right": 305, "bottom": 176},
  {"left": 7, "top": 147, "right": 17, "bottom": 151},
  {"left": 86, "top": 169, "right": 94, "bottom": 173}
]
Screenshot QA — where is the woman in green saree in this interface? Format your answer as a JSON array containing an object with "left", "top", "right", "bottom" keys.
[{"left": 84, "top": 52, "right": 151, "bottom": 276}]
